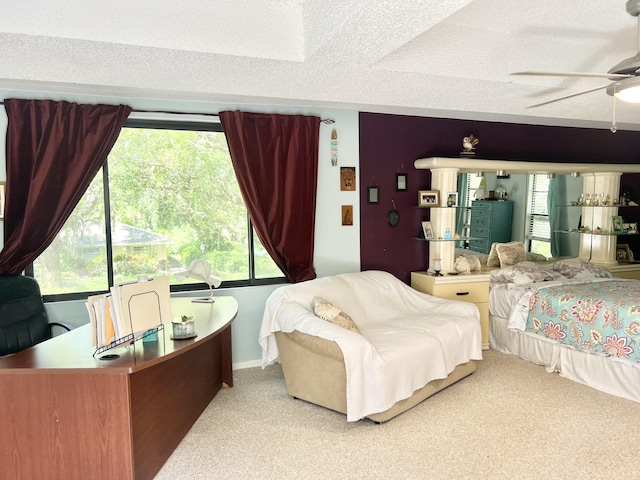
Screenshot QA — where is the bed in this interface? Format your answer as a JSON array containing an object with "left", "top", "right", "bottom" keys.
[{"left": 488, "top": 258, "right": 640, "bottom": 403}]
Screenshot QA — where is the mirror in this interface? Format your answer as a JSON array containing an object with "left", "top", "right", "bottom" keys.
[{"left": 456, "top": 172, "right": 584, "bottom": 259}]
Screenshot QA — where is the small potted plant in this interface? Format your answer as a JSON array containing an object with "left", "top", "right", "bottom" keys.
[{"left": 172, "top": 315, "right": 197, "bottom": 339}]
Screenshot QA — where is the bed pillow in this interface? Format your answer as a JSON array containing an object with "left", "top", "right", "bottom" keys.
[
  {"left": 487, "top": 241, "right": 525, "bottom": 267},
  {"left": 526, "top": 252, "right": 547, "bottom": 262},
  {"left": 313, "top": 297, "right": 361, "bottom": 334},
  {"left": 551, "top": 259, "right": 613, "bottom": 280},
  {"left": 496, "top": 242, "right": 527, "bottom": 268},
  {"left": 490, "top": 262, "right": 563, "bottom": 285}
]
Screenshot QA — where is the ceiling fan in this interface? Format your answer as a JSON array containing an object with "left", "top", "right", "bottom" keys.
[{"left": 513, "top": 0, "right": 640, "bottom": 111}]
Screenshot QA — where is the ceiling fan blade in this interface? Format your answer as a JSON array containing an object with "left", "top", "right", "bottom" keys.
[
  {"left": 526, "top": 84, "right": 610, "bottom": 108},
  {"left": 512, "top": 71, "right": 632, "bottom": 80}
]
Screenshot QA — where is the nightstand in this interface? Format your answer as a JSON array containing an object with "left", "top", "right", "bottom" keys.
[
  {"left": 608, "top": 264, "right": 640, "bottom": 280},
  {"left": 411, "top": 271, "right": 490, "bottom": 349}
]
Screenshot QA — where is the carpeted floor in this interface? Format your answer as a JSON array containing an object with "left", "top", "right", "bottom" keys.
[{"left": 155, "top": 349, "right": 640, "bottom": 479}]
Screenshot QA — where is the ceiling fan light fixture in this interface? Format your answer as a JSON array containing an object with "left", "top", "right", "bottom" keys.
[
  {"left": 607, "top": 77, "right": 640, "bottom": 103},
  {"left": 616, "top": 84, "right": 640, "bottom": 103}
]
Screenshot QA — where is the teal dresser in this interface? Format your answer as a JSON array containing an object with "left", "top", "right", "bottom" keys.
[{"left": 468, "top": 200, "right": 514, "bottom": 254}]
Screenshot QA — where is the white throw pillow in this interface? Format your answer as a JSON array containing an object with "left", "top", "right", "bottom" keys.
[
  {"left": 488, "top": 241, "right": 525, "bottom": 267},
  {"left": 313, "top": 297, "right": 361, "bottom": 334},
  {"left": 496, "top": 242, "right": 526, "bottom": 268}
]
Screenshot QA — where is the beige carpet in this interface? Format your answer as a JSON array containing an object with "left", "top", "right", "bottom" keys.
[{"left": 155, "top": 349, "right": 640, "bottom": 479}]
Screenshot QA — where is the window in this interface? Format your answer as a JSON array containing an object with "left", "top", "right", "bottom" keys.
[
  {"left": 33, "top": 119, "right": 284, "bottom": 299},
  {"left": 526, "top": 174, "right": 551, "bottom": 257},
  {"left": 459, "top": 173, "right": 483, "bottom": 242}
]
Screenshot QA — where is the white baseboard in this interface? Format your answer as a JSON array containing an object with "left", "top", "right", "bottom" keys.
[{"left": 232, "top": 359, "right": 263, "bottom": 370}]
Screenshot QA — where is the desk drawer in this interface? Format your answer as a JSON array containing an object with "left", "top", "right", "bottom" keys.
[{"left": 429, "top": 281, "right": 489, "bottom": 303}]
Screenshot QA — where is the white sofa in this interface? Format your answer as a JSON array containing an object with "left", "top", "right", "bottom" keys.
[{"left": 259, "top": 270, "right": 483, "bottom": 422}]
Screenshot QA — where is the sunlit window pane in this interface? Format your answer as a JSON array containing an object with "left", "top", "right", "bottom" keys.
[
  {"left": 35, "top": 173, "right": 108, "bottom": 294},
  {"left": 108, "top": 128, "right": 249, "bottom": 284},
  {"left": 34, "top": 122, "right": 284, "bottom": 297}
]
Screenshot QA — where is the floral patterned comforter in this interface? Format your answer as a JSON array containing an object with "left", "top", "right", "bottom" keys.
[{"left": 516, "top": 279, "right": 640, "bottom": 362}]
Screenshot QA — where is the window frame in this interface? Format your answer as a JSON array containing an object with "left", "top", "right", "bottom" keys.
[
  {"left": 34, "top": 117, "right": 287, "bottom": 302},
  {"left": 526, "top": 173, "right": 552, "bottom": 254}
]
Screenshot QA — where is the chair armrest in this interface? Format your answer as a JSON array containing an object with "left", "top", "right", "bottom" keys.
[
  {"left": 285, "top": 330, "right": 344, "bottom": 361},
  {"left": 49, "top": 322, "right": 73, "bottom": 335}
]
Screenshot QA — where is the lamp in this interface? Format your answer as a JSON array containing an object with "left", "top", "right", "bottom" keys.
[
  {"left": 175, "top": 259, "right": 222, "bottom": 303},
  {"left": 607, "top": 78, "right": 640, "bottom": 103}
]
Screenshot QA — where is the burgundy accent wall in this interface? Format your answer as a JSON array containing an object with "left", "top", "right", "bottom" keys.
[{"left": 359, "top": 112, "right": 640, "bottom": 284}]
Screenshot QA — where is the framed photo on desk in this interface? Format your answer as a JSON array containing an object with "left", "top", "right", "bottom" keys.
[
  {"left": 617, "top": 243, "right": 634, "bottom": 262},
  {"left": 421, "top": 221, "right": 434, "bottom": 239},
  {"left": 418, "top": 190, "right": 439, "bottom": 207},
  {"left": 612, "top": 215, "right": 624, "bottom": 234}
]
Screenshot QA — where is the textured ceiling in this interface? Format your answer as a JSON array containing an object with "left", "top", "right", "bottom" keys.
[{"left": 0, "top": 0, "right": 639, "bottom": 130}]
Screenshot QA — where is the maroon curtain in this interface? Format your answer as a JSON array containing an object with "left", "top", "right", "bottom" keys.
[
  {"left": 0, "top": 99, "right": 132, "bottom": 275},
  {"left": 219, "top": 111, "right": 320, "bottom": 283}
]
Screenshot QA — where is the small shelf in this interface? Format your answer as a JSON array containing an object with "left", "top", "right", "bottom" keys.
[
  {"left": 553, "top": 230, "right": 639, "bottom": 236},
  {"left": 557, "top": 204, "right": 639, "bottom": 208},
  {"left": 416, "top": 205, "right": 470, "bottom": 209},
  {"left": 415, "top": 236, "right": 476, "bottom": 242}
]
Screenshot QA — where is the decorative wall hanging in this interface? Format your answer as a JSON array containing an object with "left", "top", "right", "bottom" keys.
[
  {"left": 387, "top": 200, "right": 400, "bottom": 227},
  {"left": 368, "top": 185, "right": 380, "bottom": 204},
  {"left": 396, "top": 164, "right": 407, "bottom": 191},
  {"left": 396, "top": 172, "right": 407, "bottom": 191},
  {"left": 340, "top": 167, "right": 356, "bottom": 191},
  {"left": 342, "top": 205, "right": 353, "bottom": 226},
  {"left": 446, "top": 192, "right": 458, "bottom": 207},
  {"left": 367, "top": 176, "right": 379, "bottom": 204},
  {"left": 330, "top": 128, "right": 338, "bottom": 166}
]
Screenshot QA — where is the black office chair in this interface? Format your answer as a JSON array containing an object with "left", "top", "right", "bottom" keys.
[{"left": 0, "top": 275, "right": 71, "bottom": 356}]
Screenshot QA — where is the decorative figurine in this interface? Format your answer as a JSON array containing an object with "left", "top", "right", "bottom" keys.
[{"left": 460, "top": 135, "right": 479, "bottom": 155}]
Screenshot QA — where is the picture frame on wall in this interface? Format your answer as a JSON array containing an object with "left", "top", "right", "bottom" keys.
[
  {"left": 396, "top": 173, "right": 408, "bottom": 191},
  {"left": 418, "top": 190, "right": 439, "bottom": 207},
  {"left": 340, "top": 167, "right": 356, "bottom": 191},
  {"left": 342, "top": 205, "right": 353, "bottom": 226},
  {"left": 447, "top": 192, "right": 458, "bottom": 207},
  {"left": 367, "top": 185, "right": 380, "bottom": 204},
  {"left": 421, "top": 221, "right": 434, "bottom": 239},
  {"left": 612, "top": 215, "right": 624, "bottom": 234}
]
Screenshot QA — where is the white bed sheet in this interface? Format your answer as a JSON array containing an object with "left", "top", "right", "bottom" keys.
[{"left": 490, "top": 314, "right": 640, "bottom": 403}]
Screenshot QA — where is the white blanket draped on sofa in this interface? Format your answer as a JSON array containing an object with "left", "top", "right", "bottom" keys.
[{"left": 259, "top": 270, "right": 482, "bottom": 421}]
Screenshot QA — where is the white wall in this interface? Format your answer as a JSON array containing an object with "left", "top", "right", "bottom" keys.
[{"left": 0, "top": 98, "right": 360, "bottom": 368}]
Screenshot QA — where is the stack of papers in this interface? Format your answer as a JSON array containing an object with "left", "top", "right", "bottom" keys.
[{"left": 85, "top": 276, "right": 173, "bottom": 348}]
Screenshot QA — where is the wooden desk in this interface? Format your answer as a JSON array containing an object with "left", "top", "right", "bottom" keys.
[{"left": 0, "top": 296, "right": 238, "bottom": 480}]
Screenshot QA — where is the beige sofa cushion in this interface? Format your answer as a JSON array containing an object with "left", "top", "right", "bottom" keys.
[{"left": 313, "top": 296, "right": 361, "bottom": 334}]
